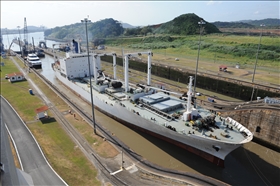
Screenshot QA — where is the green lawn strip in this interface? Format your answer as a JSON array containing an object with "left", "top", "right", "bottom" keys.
[
  {"left": 1, "top": 57, "right": 100, "bottom": 185},
  {"left": 106, "top": 34, "right": 279, "bottom": 69},
  {"left": 106, "top": 36, "right": 279, "bottom": 86},
  {"left": 28, "top": 72, "right": 119, "bottom": 158}
]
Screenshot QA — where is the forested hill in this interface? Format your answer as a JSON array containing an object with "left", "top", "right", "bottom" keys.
[
  {"left": 44, "top": 14, "right": 278, "bottom": 40},
  {"left": 44, "top": 18, "right": 123, "bottom": 41},
  {"left": 212, "top": 22, "right": 255, "bottom": 28},
  {"left": 152, "top": 13, "right": 220, "bottom": 35},
  {"left": 45, "top": 13, "right": 220, "bottom": 40},
  {"left": 124, "top": 13, "right": 220, "bottom": 36},
  {"left": 239, "top": 18, "right": 280, "bottom": 27},
  {"left": 212, "top": 18, "right": 280, "bottom": 29}
]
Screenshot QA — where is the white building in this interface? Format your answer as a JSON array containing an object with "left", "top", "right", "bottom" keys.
[
  {"left": 59, "top": 53, "right": 101, "bottom": 79},
  {"left": 35, "top": 105, "right": 49, "bottom": 120},
  {"left": 6, "top": 72, "right": 25, "bottom": 82}
]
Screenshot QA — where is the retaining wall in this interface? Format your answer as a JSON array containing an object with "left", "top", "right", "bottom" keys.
[
  {"left": 221, "top": 109, "right": 280, "bottom": 150},
  {"left": 101, "top": 55, "right": 280, "bottom": 101}
]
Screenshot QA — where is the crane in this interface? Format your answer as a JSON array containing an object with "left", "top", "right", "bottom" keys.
[{"left": 22, "top": 17, "right": 29, "bottom": 56}]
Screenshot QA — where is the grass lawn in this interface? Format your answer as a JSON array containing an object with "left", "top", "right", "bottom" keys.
[
  {"left": 105, "top": 34, "right": 280, "bottom": 86},
  {"left": 1, "top": 57, "right": 103, "bottom": 185}
]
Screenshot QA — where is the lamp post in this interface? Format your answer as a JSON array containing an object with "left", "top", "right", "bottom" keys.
[
  {"left": 121, "top": 145, "right": 124, "bottom": 169},
  {"left": 17, "top": 26, "right": 23, "bottom": 57},
  {"left": 250, "top": 24, "right": 265, "bottom": 102},
  {"left": 193, "top": 20, "right": 205, "bottom": 108},
  {"left": 81, "top": 17, "right": 97, "bottom": 134}
]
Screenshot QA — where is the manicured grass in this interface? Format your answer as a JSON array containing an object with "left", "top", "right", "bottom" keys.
[
  {"left": 28, "top": 72, "right": 119, "bottom": 158},
  {"left": 106, "top": 34, "right": 279, "bottom": 67},
  {"left": 105, "top": 33, "right": 280, "bottom": 85},
  {"left": 1, "top": 57, "right": 101, "bottom": 185}
]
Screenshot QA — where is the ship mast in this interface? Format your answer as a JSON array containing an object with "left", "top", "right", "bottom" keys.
[
  {"left": 187, "top": 76, "right": 193, "bottom": 112},
  {"left": 23, "top": 17, "right": 29, "bottom": 49}
]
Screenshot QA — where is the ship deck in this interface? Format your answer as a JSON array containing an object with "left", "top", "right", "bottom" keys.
[{"left": 73, "top": 78, "right": 252, "bottom": 145}]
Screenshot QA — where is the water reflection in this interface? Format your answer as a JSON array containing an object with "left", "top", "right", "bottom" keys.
[
  {"left": 2, "top": 31, "right": 66, "bottom": 52},
  {"left": 40, "top": 54, "right": 57, "bottom": 84}
]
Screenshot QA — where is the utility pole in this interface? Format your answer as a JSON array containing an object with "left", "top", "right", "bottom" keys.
[
  {"left": 250, "top": 24, "right": 265, "bottom": 102},
  {"left": 81, "top": 17, "right": 96, "bottom": 134},
  {"left": 17, "top": 26, "right": 23, "bottom": 57},
  {"left": 193, "top": 20, "right": 206, "bottom": 108}
]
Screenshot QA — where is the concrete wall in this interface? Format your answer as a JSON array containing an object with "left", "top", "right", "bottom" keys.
[
  {"left": 101, "top": 55, "right": 280, "bottom": 101},
  {"left": 221, "top": 109, "right": 280, "bottom": 149}
]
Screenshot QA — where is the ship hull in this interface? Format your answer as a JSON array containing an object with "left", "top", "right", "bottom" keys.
[{"left": 53, "top": 69, "right": 241, "bottom": 167}]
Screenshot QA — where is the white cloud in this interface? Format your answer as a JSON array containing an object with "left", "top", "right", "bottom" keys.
[{"left": 254, "top": 11, "right": 260, "bottom": 15}]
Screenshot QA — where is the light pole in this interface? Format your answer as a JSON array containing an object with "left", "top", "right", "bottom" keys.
[
  {"left": 250, "top": 24, "right": 265, "bottom": 102},
  {"left": 81, "top": 17, "right": 97, "bottom": 134},
  {"left": 193, "top": 20, "right": 205, "bottom": 108},
  {"left": 121, "top": 145, "right": 124, "bottom": 169},
  {"left": 17, "top": 26, "right": 23, "bottom": 57}
]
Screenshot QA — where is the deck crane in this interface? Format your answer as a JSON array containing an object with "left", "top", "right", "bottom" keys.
[{"left": 22, "top": 17, "right": 29, "bottom": 56}]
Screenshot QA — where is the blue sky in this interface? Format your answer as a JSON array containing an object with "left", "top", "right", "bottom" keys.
[{"left": 1, "top": 1, "right": 279, "bottom": 29}]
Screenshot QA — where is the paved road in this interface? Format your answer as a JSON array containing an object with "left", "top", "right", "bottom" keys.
[{"left": 1, "top": 96, "right": 67, "bottom": 185}]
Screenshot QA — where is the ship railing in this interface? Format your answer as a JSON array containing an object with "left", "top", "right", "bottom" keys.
[
  {"left": 122, "top": 105, "right": 164, "bottom": 126},
  {"left": 226, "top": 117, "right": 253, "bottom": 142}
]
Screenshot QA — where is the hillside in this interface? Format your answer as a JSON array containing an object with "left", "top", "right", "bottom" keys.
[
  {"left": 212, "top": 18, "right": 280, "bottom": 36},
  {"left": 121, "top": 23, "right": 136, "bottom": 28},
  {"left": 239, "top": 18, "right": 280, "bottom": 27},
  {"left": 45, "top": 18, "right": 123, "bottom": 41},
  {"left": 45, "top": 13, "right": 221, "bottom": 40},
  {"left": 153, "top": 13, "right": 221, "bottom": 35},
  {"left": 212, "top": 22, "right": 255, "bottom": 28},
  {"left": 42, "top": 15, "right": 280, "bottom": 42},
  {"left": 212, "top": 18, "right": 280, "bottom": 30}
]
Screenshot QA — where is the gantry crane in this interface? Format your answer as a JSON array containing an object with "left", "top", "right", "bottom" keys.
[{"left": 22, "top": 17, "right": 29, "bottom": 56}]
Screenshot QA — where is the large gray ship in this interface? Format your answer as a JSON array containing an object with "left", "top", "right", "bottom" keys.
[{"left": 51, "top": 41, "right": 253, "bottom": 167}]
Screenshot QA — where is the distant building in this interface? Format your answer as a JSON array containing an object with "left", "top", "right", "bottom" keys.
[{"left": 6, "top": 72, "right": 25, "bottom": 82}]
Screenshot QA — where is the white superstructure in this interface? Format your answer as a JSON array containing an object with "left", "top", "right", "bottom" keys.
[
  {"left": 27, "top": 53, "right": 42, "bottom": 68},
  {"left": 51, "top": 45, "right": 253, "bottom": 167}
]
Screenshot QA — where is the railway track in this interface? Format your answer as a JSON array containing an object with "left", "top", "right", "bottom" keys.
[
  {"left": 18, "top": 56, "right": 128, "bottom": 186},
  {"left": 100, "top": 61, "right": 280, "bottom": 112},
  {"left": 17, "top": 55, "right": 229, "bottom": 186},
  {"left": 17, "top": 54, "right": 279, "bottom": 186},
  {"left": 48, "top": 104, "right": 127, "bottom": 186}
]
